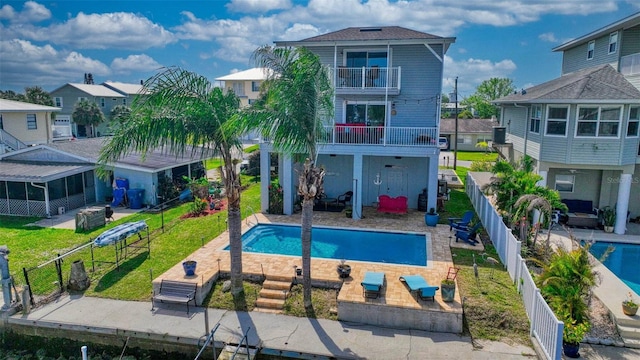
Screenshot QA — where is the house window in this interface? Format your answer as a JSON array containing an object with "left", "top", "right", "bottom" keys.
[
  {"left": 345, "top": 102, "right": 385, "bottom": 126},
  {"left": 100, "top": 98, "right": 105, "bottom": 107},
  {"left": 457, "top": 135, "right": 471, "bottom": 144},
  {"left": 530, "top": 104, "right": 542, "bottom": 133},
  {"left": 545, "top": 106, "right": 568, "bottom": 136},
  {"left": 27, "top": 114, "right": 37, "bottom": 130},
  {"left": 78, "top": 97, "right": 87, "bottom": 102},
  {"left": 628, "top": 106, "right": 639, "bottom": 137},
  {"left": 231, "top": 83, "right": 244, "bottom": 96},
  {"left": 608, "top": 31, "right": 618, "bottom": 54},
  {"left": 555, "top": 175, "right": 575, "bottom": 192},
  {"left": 576, "top": 106, "right": 621, "bottom": 137},
  {"left": 122, "top": 98, "right": 127, "bottom": 106},
  {"left": 248, "top": 99, "right": 256, "bottom": 105},
  {"left": 587, "top": 40, "right": 595, "bottom": 60},
  {"left": 54, "top": 97, "right": 63, "bottom": 107},
  {"left": 251, "top": 81, "right": 260, "bottom": 92}
]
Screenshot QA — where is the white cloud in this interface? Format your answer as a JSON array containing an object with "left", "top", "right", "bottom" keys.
[
  {"left": 539, "top": 32, "right": 558, "bottom": 42},
  {"left": 0, "top": 39, "right": 110, "bottom": 90},
  {"left": 443, "top": 55, "right": 517, "bottom": 96},
  {"left": 226, "top": 0, "right": 292, "bottom": 13},
  {"left": 5, "top": 11, "right": 175, "bottom": 50},
  {"left": 111, "top": 54, "right": 162, "bottom": 74},
  {"left": 0, "top": 4, "right": 16, "bottom": 20},
  {"left": 0, "top": 1, "right": 50, "bottom": 22}
]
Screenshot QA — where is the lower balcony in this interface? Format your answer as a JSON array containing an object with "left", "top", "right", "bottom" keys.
[
  {"left": 52, "top": 124, "right": 73, "bottom": 140},
  {"left": 319, "top": 125, "right": 438, "bottom": 147}
]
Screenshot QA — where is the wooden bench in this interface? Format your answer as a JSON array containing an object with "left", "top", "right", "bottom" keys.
[{"left": 152, "top": 280, "right": 197, "bottom": 314}]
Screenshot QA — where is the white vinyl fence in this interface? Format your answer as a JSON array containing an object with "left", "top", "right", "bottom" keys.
[{"left": 466, "top": 173, "right": 563, "bottom": 360}]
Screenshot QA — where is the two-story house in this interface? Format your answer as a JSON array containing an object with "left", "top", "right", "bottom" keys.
[
  {"left": 494, "top": 12, "right": 640, "bottom": 235},
  {"left": 259, "top": 26, "right": 455, "bottom": 218},
  {"left": 50, "top": 83, "right": 125, "bottom": 138},
  {"left": 0, "top": 99, "right": 62, "bottom": 152}
]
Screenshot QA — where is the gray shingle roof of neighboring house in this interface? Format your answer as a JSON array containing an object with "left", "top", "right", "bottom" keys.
[
  {"left": 552, "top": 12, "right": 640, "bottom": 52},
  {"left": 0, "top": 98, "right": 60, "bottom": 112},
  {"left": 50, "top": 83, "right": 125, "bottom": 98},
  {"left": 494, "top": 65, "right": 640, "bottom": 104},
  {"left": 439, "top": 118, "right": 499, "bottom": 134},
  {"left": 102, "top": 81, "right": 147, "bottom": 96},
  {"left": 48, "top": 137, "right": 212, "bottom": 172},
  {"left": 0, "top": 161, "right": 93, "bottom": 182}
]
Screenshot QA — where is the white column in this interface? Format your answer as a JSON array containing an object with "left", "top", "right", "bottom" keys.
[
  {"left": 537, "top": 170, "right": 548, "bottom": 187},
  {"left": 532, "top": 170, "right": 548, "bottom": 224},
  {"left": 282, "top": 156, "right": 293, "bottom": 215},
  {"left": 353, "top": 154, "right": 363, "bottom": 220},
  {"left": 614, "top": 173, "right": 632, "bottom": 235},
  {"left": 259, "top": 147, "right": 270, "bottom": 213}
]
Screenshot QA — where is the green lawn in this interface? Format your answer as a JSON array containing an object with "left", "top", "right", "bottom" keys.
[{"left": 454, "top": 151, "right": 498, "bottom": 162}]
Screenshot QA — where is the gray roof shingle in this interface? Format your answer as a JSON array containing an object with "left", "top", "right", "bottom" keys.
[
  {"left": 299, "top": 26, "right": 444, "bottom": 42},
  {"left": 494, "top": 65, "right": 640, "bottom": 104}
]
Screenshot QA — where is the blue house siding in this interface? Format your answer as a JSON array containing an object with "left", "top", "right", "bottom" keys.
[
  {"left": 561, "top": 33, "right": 619, "bottom": 75},
  {"left": 621, "top": 26, "right": 640, "bottom": 57}
]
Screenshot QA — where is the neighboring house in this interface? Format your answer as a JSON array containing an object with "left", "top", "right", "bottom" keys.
[
  {"left": 260, "top": 26, "right": 455, "bottom": 217},
  {"left": 215, "top": 67, "right": 271, "bottom": 107},
  {"left": 0, "top": 137, "right": 208, "bottom": 217},
  {"left": 441, "top": 102, "right": 468, "bottom": 117},
  {"left": 494, "top": 65, "right": 640, "bottom": 235},
  {"left": 49, "top": 83, "right": 125, "bottom": 138},
  {"left": 552, "top": 12, "right": 640, "bottom": 90},
  {"left": 0, "top": 99, "right": 64, "bottom": 152},
  {"left": 439, "top": 118, "right": 498, "bottom": 151},
  {"left": 215, "top": 67, "right": 271, "bottom": 141}
]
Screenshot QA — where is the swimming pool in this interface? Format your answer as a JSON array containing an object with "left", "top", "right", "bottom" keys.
[
  {"left": 228, "top": 223, "right": 428, "bottom": 266},
  {"left": 589, "top": 241, "right": 640, "bottom": 296}
]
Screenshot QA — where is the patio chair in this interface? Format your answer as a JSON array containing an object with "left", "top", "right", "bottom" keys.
[
  {"left": 336, "top": 191, "right": 353, "bottom": 206},
  {"left": 399, "top": 275, "right": 439, "bottom": 301},
  {"left": 361, "top": 271, "right": 385, "bottom": 299},
  {"left": 448, "top": 210, "right": 474, "bottom": 231},
  {"left": 454, "top": 222, "right": 482, "bottom": 245}
]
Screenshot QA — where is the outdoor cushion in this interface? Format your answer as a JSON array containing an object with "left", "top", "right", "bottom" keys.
[
  {"left": 361, "top": 271, "right": 385, "bottom": 299},
  {"left": 399, "top": 275, "right": 439, "bottom": 301}
]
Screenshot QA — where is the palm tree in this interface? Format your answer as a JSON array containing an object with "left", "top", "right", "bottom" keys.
[
  {"left": 98, "top": 67, "right": 246, "bottom": 296},
  {"left": 249, "top": 45, "right": 333, "bottom": 309},
  {"left": 72, "top": 99, "right": 105, "bottom": 137}
]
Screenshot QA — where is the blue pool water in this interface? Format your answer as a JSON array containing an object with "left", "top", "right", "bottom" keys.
[
  {"left": 228, "top": 224, "right": 428, "bottom": 266},
  {"left": 589, "top": 242, "right": 640, "bottom": 296}
]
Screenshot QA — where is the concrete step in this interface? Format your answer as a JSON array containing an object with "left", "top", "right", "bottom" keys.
[
  {"left": 614, "top": 314, "right": 640, "bottom": 327},
  {"left": 617, "top": 324, "right": 640, "bottom": 340},
  {"left": 623, "top": 338, "right": 640, "bottom": 349},
  {"left": 254, "top": 307, "right": 283, "bottom": 314},
  {"left": 216, "top": 345, "right": 258, "bottom": 360},
  {"left": 265, "top": 274, "right": 293, "bottom": 282},
  {"left": 255, "top": 297, "right": 285, "bottom": 310},
  {"left": 259, "top": 288, "right": 287, "bottom": 300},
  {"left": 262, "top": 279, "right": 291, "bottom": 291}
]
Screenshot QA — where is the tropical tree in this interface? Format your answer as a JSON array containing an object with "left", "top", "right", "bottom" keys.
[
  {"left": 248, "top": 45, "right": 333, "bottom": 309},
  {"left": 463, "top": 78, "right": 515, "bottom": 118},
  {"left": 98, "top": 67, "right": 246, "bottom": 296},
  {"left": 110, "top": 104, "right": 131, "bottom": 124},
  {"left": 25, "top": 86, "right": 54, "bottom": 106},
  {"left": 72, "top": 99, "right": 105, "bottom": 137}
]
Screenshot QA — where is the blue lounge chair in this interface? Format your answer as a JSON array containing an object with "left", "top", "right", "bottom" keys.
[
  {"left": 399, "top": 275, "right": 439, "bottom": 301},
  {"left": 448, "top": 210, "right": 474, "bottom": 231},
  {"left": 361, "top": 271, "right": 385, "bottom": 299},
  {"left": 455, "top": 222, "right": 482, "bottom": 245}
]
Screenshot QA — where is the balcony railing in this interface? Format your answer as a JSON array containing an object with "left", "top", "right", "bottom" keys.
[
  {"left": 334, "top": 66, "right": 401, "bottom": 91},
  {"left": 0, "top": 129, "right": 27, "bottom": 151},
  {"left": 52, "top": 124, "right": 73, "bottom": 139},
  {"left": 621, "top": 53, "right": 640, "bottom": 76},
  {"left": 319, "top": 125, "right": 437, "bottom": 147}
]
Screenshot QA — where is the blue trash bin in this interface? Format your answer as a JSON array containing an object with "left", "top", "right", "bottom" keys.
[{"left": 127, "top": 188, "right": 145, "bottom": 209}]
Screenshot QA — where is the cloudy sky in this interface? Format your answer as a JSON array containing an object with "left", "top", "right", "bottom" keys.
[{"left": 0, "top": 0, "right": 638, "bottom": 98}]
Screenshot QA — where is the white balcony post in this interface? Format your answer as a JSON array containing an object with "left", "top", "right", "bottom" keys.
[{"left": 614, "top": 173, "right": 631, "bottom": 234}]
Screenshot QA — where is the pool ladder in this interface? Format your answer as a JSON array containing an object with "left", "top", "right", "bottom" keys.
[{"left": 245, "top": 206, "right": 260, "bottom": 227}]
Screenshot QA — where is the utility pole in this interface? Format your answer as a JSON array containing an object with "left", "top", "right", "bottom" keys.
[{"left": 453, "top": 76, "right": 458, "bottom": 170}]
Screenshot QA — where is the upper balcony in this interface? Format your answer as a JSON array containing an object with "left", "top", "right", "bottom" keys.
[
  {"left": 333, "top": 66, "right": 401, "bottom": 95},
  {"left": 621, "top": 53, "right": 640, "bottom": 76},
  {"left": 318, "top": 124, "right": 437, "bottom": 147}
]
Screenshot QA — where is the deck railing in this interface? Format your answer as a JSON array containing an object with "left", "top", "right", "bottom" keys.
[
  {"left": 52, "top": 124, "right": 73, "bottom": 139},
  {"left": 319, "top": 125, "right": 437, "bottom": 147},
  {"left": 334, "top": 66, "right": 400, "bottom": 91},
  {"left": 466, "top": 174, "right": 563, "bottom": 360},
  {"left": 0, "top": 129, "right": 27, "bottom": 151},
  {"left": 621, "top": 53, "right": 640, "bottom": 76}
]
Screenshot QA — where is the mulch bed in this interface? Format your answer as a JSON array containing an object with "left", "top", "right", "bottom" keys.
[{"left": 180, "top": 199, "right": 228, "bottom": 219}]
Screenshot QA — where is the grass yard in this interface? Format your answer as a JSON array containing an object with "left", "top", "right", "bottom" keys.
[
  {"left": 452, "top": 246, "right": 531, "bottom": 346},
  {"left": 454, "top": 151, "right": 499, "bottom": 162},
  {"left": 283, "top": 284, "right": 339, "bottom": 320}
]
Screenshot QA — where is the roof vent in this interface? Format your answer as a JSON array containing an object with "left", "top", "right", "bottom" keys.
[{"left": 360, "top": 28, "right": 382, "bottom": 32}]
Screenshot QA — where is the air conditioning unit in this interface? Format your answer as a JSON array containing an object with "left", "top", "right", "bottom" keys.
[{"left": 58, "top": 206, "right": 66, "bottom": 215}]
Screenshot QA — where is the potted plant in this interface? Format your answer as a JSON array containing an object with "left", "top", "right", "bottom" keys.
[
  {"left": 562, "top": 320, "right": 589, "bottom": 358},
  {"left": 440, "top": 278, "right": 456, "bottom": 302},
  {"left": 182, "top": 260, "right": 197, "bottom": 276},
  {"left": 425, "top": 207, "right": 439, "bottom": 227},
  {"left": 623, "top": 292, "right": 638, "bottom": 316},
  {"left": 337, "top": 259, "right": 351, "bottom": 279},
  {"left": 602, "top": 206, "right": 616, "bottom": 233},
  {"left": 345, "top": 207, "right": 353, "bottom": 218}
]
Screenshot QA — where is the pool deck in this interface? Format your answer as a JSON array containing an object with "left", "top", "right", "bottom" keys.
[{"left": 153, "top": 207, "right": 481, "bottom": 333}]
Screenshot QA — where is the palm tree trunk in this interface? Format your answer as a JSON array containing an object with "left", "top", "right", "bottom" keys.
[
  {"left": 301, "top": 199, "right": 313, "bottom": 309},
  {"left": 223, "top": 159, "right": 243, "bottom": 296}
]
